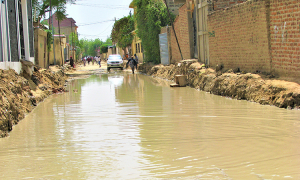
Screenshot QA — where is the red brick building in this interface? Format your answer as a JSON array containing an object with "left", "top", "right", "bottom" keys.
[{"left": 164, "top": 0, "right": 300, "bottom": 80}]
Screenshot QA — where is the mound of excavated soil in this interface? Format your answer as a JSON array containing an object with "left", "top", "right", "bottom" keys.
[
  {"left": 0, "top": 66, "right": 68, "bottom": 137},
  {"left": 139, "top": 61, "right": 300, "bottom": 109}
]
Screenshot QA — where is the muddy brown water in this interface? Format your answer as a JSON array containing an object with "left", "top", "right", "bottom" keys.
[{"left": 0, "top": 73, "right": 300, "bottom": 179}]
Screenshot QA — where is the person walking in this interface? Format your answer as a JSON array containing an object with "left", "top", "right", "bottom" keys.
[
  {"left": 83, "top": 57, "right": 86, "bottom": 66},
  {"left": 70, "top": 56, "right": 74, "bottom": 68},
  {"left": 99, "top": 56, "right": 101, "bottom": 67},
  {"left": 134, "top": 54, "right": 138, "bottom": 69},
  {"left": 126, "top": 56, "right": 137, "bottom": 74}
]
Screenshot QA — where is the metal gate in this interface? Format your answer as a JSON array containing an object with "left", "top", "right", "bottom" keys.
[
  {"left": 197, "top": 0, "right": 209, "bottom": 65},
  {"left": 159, "top": 33, "right": 169, "bottom": 65}
]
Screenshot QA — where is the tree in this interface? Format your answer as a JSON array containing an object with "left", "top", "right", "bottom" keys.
[
  {"left": 111, "top": 15, "right": 134, "bottom": 52},
  {"left": 133, "top": 0, "right": 175, "bottom": 63},
  {"left": 33, "top": 0, "right": 75, "bottom": 22}
]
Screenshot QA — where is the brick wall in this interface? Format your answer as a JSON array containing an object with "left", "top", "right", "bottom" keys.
[
  {"left": 213, "top": 0, "right": 248, "bottom": 11},
  {"left": 208, "top": 0, "right": 271, "bottom": 72},
  {"left": 269, "top": 0, "right": 300, "bottom": 77},
  {"left": 170, "top": 3, "right": 193, "bottom": 63}
]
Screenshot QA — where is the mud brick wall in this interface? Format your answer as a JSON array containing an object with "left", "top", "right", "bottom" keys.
[
  {"left": 170, "top": 3, "right": 193, "bottom": 63},
  {"left": 212, "top": 0, "right": 248, "bottom": 11},
  {"left": 269, "top": 0, "right": 300, "bottom": 77},
  {"left": 208, "top": 0, "right": 271, "bottom": 72}
]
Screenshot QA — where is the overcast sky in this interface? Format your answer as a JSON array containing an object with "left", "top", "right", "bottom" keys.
[{"left": 66, "top": 0, "right": 133, "bottom": 41}]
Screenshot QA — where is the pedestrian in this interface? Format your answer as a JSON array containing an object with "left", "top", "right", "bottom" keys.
[
  {"left": 83, "top": 57, "right": 86, "bottom": 66},
  {"left": 126, "top": 56, "right": 137, "bottom": 74},
  {"left": 87, "top": 56, "right": 91, "bottom": 65},
  {"left": 134, "top": 54, "right": 138, "bottom": 69},
  {"left": 99, "top": 56, "right": 101, "bottom": 67},
  {"left": 70, "top": 56, "right": 74, "bottom": 68}
]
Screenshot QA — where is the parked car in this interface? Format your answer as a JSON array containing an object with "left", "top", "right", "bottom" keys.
[{"left": 107, "top": 54, "right": 124, "bottom": 71}]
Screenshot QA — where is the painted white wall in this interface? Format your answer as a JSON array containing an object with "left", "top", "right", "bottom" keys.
[
  {"left": 0, "top": 62, "right": 22, "bottom": 74},
  {"left": 21, "top": 0, "right": 31, "bottom": 63},
  {"left": 0, "top": 0, "right": 33, "bottom": 74}
]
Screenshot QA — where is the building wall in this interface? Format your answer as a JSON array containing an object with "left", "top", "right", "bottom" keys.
[
  {"left": 131, "top": 34, "right": 144, "bottom": 63},
  {"left": 58, "top": 26, "right": 77, "bottom": 44},
  {"left": 1, "top": 0, "right": 34, "bottom": 74},
  {"left": 169, "top": 3, "right": 193, "bottom": 63},
  {"left": 27, "top": 0, "right": 34, "bottom": 58},
  {"left": 7, "top": 0, "right": 19, "bottom": 62},
  {"left": 49, "top": 36, "right": 66, "bottom": 66},
  {"left": 269, "top": 0, "right": 300, "bottom": 77},
  {"left": 34, "top": 28, "right": 48, "bottom": 68},
  {"left": 213, "top": 0, "right": 248, "bottom": 11},
  {"left": 208, "top": 0, "right": 271, "bottom": 73},
  {"left": 165, "top": 0, "right": 184, "bottom": 15}
]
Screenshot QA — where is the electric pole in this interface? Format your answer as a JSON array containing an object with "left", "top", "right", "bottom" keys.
[{"left": 50, "top": 0, "right": 56, "bottom": 65}]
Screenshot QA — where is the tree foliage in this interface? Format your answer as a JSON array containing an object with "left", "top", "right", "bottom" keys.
[
  {"left": 33, "top": 0, "right": 75, "bottom": 22},
  {"left": 133, "top": 0, "right": 175, "bottom": 63},
  {"left": 77, "top": 38, "right": 112, "bottom": 57},
  {"left": 111, "top": 15, "right": 134, "bottom": 50}
]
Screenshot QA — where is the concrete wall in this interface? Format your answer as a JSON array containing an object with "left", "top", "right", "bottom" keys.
[
  {"left": 208, "top": 0, "right": 271, "bottom": 73},
  {"left": 131, "top": 34, "right": 144, "bottom": 63},
  {"left": 49, "top": 36, "right": 66, "bottom": 66},
  {"left": 1, "top": 0, "right": 34, "bottom": 74},
  {"left": 7, "top": 0, "right": 19, "bottom": 62},
  {"left": 58, "top": 26, "right": 77, "bottom": 44},
  {"left": 34, "top": 28, "right": 48, "bottom": 68},
  {"left": 269, "top": 0, "right": 300, "bottom": 78}
]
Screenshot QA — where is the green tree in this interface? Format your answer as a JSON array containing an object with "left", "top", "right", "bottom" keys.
[
  {"left": 100, "top": 44, "right": 109, "bottom": 54},
  {"left": 33, "top": 0, "right": 75, "bottom": 22},
  {"left": 133, "top": 0, "right": 175, "bottom": 63},
  {"left": 111, "top": 15, "right": 134, "bottom": 52}
]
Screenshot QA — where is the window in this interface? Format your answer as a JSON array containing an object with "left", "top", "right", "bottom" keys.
[
  {"left": 18, "top": 0, "right": 25, "bottom": 59},
  {"left": 138, "top": 43, "right": 140, "bottom": 53},
  {"left": 141, "top": 44, "right": 144, "bottom": 53},
  {"left": 136, "top": 43, "right": 138, "bottom": 54}
]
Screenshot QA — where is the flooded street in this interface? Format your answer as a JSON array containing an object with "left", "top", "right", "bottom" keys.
[{"left": 1, "top": 73, "right": 300, "bottom": 179}]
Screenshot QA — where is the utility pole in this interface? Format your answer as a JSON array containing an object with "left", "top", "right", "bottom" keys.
[
  {"left": 50, "top": 0, "right": 56, "bottom": 65},
  {"left": 163, "top": 0, "right": 183, "bottom": 60},
  {"left": 71, "top": 20, "right": 74, "bottom": 60}
]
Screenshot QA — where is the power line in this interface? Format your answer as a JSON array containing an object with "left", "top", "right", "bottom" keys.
[
  {"left": 77, "top": 19, "right": 114, "bottom": 26},
  {"left": 73, "top": 3, "right": 131, "bottom": 10}
]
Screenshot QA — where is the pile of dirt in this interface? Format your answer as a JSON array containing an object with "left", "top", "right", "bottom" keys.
[
  {"left": 0, "top": 66, "right": 68, "bottom": 137},
  {"left": 139, "top": 61, "right": 300, "bottom": 109}
]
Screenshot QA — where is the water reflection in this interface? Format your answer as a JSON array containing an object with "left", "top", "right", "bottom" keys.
[{"left": 0, "top": 73, "right": 299, "bottom": 179}]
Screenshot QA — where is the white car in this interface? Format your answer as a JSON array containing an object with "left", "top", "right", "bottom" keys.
[{"left": 107, "top": 54, "right": 124, "bottom": 71}]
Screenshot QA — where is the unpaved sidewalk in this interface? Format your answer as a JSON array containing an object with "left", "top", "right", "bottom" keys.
[{"left": 65, "top": 61, "right": 107, "bottom": 75}]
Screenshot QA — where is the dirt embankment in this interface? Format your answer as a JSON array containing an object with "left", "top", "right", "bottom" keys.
[
  {"left": 139, "top": 61, "right": 300, "bottom": 109},
  {"left": 0, "top": 66, "right": 68, "bottom": 137}
]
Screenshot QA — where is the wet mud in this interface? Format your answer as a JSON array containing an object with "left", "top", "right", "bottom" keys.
[
  {"left": 0, "top": 66, "right": 68, "bottom": 137},
  {"left": 139, "top": 60, "right": 300, "bottom": 110}
]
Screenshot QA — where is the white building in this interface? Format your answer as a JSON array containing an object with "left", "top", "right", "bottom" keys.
[{"left": 0, "top": 0, "right": 34, "bottom": 74}]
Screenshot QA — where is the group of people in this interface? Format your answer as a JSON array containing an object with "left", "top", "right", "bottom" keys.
[
  {"left": 82, "top": 56, "right": 102, "bottom": 67},
  {"left": 75, "top": 53, "right": 139, "bottom": 74}
]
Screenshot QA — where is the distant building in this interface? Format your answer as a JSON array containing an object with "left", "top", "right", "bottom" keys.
[
  {"left": 0, "top": 0, "right": 35, "bottom": 74},
  {"left": 46, "top": 13, "right": 78, "bottom": 62},
  {"left": 47, "top": 12, "right": 78, "bottom": 44}
]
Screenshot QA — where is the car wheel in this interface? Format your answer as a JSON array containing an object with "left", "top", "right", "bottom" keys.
[{"left": 107, "top": 68, "right": 110, "bottom": 71}]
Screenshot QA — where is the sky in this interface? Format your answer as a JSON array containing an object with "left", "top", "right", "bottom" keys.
[{"left": 65, "top": 0, "right": 133, "bottom": 41}]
